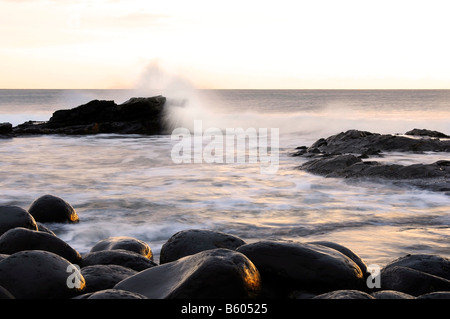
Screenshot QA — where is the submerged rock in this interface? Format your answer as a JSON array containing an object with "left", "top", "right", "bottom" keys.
[
  {"left": 28, "top": 194, "right": 79, "bottom": 223},
  {"left": 11, "top": 96, "right": 166, "bottom": 136},
  {"left": 115, "top": 248, "right": 261, "bottom": 299},
  {"left": 160, "top": 229, "right": 246, "bottom": 264}
]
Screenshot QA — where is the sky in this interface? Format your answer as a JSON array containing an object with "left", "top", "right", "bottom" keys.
[{"left": 1, "top": 0, "right": 450, "bottom": 89}]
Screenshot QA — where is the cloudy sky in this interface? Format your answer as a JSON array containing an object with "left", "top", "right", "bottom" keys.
[{"left": 1, "top": 0, "right": 450, "bottom": 89}]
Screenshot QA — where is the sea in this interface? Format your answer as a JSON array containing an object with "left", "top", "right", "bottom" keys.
[{"left": 0, "top": 88, "right": 449, "bottom": 266}]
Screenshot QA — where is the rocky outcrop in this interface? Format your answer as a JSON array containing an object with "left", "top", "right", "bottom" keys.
[
  {"left": 293, "top": 129, "right": 450, "bottom": 193},
  {"left": 6, "top": 96, "right": 167, "bottom": 136}
]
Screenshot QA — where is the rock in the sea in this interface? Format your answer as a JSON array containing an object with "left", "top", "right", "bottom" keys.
[
  {"left": 313, "top": 290, "right": 375, "bottom": 299},
  {"left": 81, "top": 249, "right": 157, "bottom": 271},
  {"left": 90, "top": 236, "right": 152, "bottom": 260},
  {"left": 75, "top": 289, "right": 147, "bottom": 299},
  {"left": 160, "top": 229, "right": 246, "bottom": 264},
  {"left": 382, "top": 254, "right": 450, "bottom": 280},
  {"left": 0, "top": 227, "right": 81, "bottom": 263},
  {"left": 0, "top": 205, "right": 38, "bottom": 236},
  {"left": 81, "top": 264, "right": 137, "bottom": 293},
  {"left": 371, "top": 290, "right": 416, "bottom": 299},
  {"left": 0, "top": 250, "right": 85, "bottom": 298},
  {"left": 13, "top": 96, "right": 167, "bottom": 136},
  {"left": 380, "top": 266, "right": 450, "bottom": 296},
  {"left": 0, "top": 122, "right": 12, "bottom": 135},
  {"left": 115, "top": 248, "right": 261, "bottom": 299},
  {"left": 405, "top": 128, "right": 450, "bottom": 138},
  {"left": 236, "top": 241, "right": 364, "bottom": 297},
  {"left": 28, "top": 194, "right": 79, "bottom": 223}
]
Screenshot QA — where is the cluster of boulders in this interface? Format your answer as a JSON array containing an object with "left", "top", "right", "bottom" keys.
[
  {"left": 0, "top": 96, "right": 167, "bottom": 137},
  {"left": 0, "top": 195, "right": 449, "bottom": 299},
  {"left": 292, "top": 129, "right": 450, "bottom": 193}
]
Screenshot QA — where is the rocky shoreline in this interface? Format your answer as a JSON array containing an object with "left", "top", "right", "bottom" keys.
[
  {"left": 0, "top": 195, "right": 449, "bottom": 299},
  {"left": 292, "top": 129, "right": 450, "bottom": 194}
]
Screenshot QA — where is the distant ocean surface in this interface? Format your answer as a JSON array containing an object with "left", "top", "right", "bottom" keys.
[{"left": 0, "top": 89, "right": 449, "bottom": 265}]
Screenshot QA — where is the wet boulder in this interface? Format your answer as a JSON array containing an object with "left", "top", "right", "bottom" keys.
[
  {"left": 0, "top": 227, "right": 81, "bottom": 264},
  {"left": 28, "top": 194, "right": 79, "bottom": 223},
  {"left": 0, "top": 205, "right": 38, "bottom": 236},
  {"left": 81, "top": 249, "right": 157, "bottom": 272},
  {"left": 371, "top": 290, "right": 416, "bottom": 299},
  {"left": 380, "top": 266, "right": 450, "bottom": 296},
  {"left": 81, "top": 264, "right": 137, "bottom": 293},
  {"left": 90, "top": 236, "right": 152, "bottom": 260},
  {"left": 115, "top": 248, "right": 261, "bottom": 299},
  {"left": 0, "top": 250, "right": 85, "bottom": 299},
  {"left": 236, "top": 241, "right": 364, "bottom": 297},
  {"left": 382, "top": 254, "right": 450, "bottom": 280},
  {"left": 160, "top": 229, "right": 246, "bottom": 263}
]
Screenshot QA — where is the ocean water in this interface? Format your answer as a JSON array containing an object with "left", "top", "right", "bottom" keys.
[{"left": 0, "top": 89, "right": 449, "bottom": 266}]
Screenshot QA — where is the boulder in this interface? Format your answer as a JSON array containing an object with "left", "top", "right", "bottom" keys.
[
  {"left": 75, "top": 289, "right": 147, "bottom": 299},
  {"left": 81, "top": 264, "right": 137, "bottom": 293},
  {"left": 81, "top": 249, "right": 157, "bottom": 272},
  {"left": 371, "top": 290, "right": 416, "bottom": 299},
  {"left": 0, "top": 227, "right": 81, "bottom": 264},
  {"left": 382, "top": 254, "right": 450, "bottom": 280},
  {"left": 0, "top": 285, "right": 15, "bottom": 299},
  {"left": 36, "top": 222, "right": 56, "bottom": 235},
  {"left": 0, "top": 250, "right": 85, "bottom": 298},
  {"left": 309, "top": 241, "right": 367, "bottom": 275},
  {"left": 160, "top": 229, "right": 246, "bottom": 264},
  {"left": 0, "top": 205, "right": 38, "bottom": 236},
  {"left": 380, "top": 266, "right": 450, "bottom": 296},
  {"left": 313, "top": 290, "right": 375, "bottom": 299},
  {"left": 90, "top": 236, "right": 152, "bottom": 260},
  {"left": 115, "top": 248, "right": 261, "bottom": 299},
  {"left": 28, "top": 194, "right": 79, "bottom": 223},
  {"left": 236, "top": 241, "right": 364, "bottom": 297}
]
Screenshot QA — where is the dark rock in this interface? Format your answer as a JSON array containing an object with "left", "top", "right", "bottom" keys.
[
  {"left": 115, "top": 248, "right": 261, "bottom": 299},
  {"left": 0, "top": 250, "right": 86, "bottom": 298},
  {"left": 0, "top": 227, "right": 81, "bottom": 264},
  {"left": 81, "top": 249, "right": 157, "bottom": 272},
  {"left": 405, "top": 128, "right": 450, "bottom": 138},
  {"left": 417, "top": 291, "right": 450, "bottom": 299},
  {"left": 308, "top": 241, "right": 367, "bottom": 275},
  {"left": 382, "top": 254, "right": 450, "bottom": 280},
  {"left": 0, "top": 254, "right": 8, "bottom": 262},
  {"left": 380, "top": 266, "right": 450, "bottom": 296},
  {"left": 0, "top": 123, "right": 12, "bottom": 135},
  {"left": 75, "top": 289, "right": 147, "bottom": 299},
  {"left": 160, "top": 229, "right": 246, "bottom": 264},
  {"left": 90, "top": 236, "right": 152, "bottom": 260},
  {"left": 371, "top": 290, "right": 416, "bottom": 299},
  {"left": 12, "top": 95, "right": 167, "bottom": 136},
  {"left": 36, "top": 222, "right": 56, "bottom": 236},
  {"left": 236, "top": 241, "right": 364, "bottom": 297},
  {"left": 28, "top": 194, "right": 79, "bottom": 223},
  {"left": 81, "top": 264, "right": 137, "bottom": 293},
  {"left": 0, "top": 205, "right": 38, "bottom": 236},
  {"left": 313, "top": 290, "right": 375, "bottom": 299},
  {"left": 0, "top": 285, "right": 15, "bottom": 299}
]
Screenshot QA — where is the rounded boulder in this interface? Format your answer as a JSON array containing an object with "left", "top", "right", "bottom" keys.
[
  {"left": 160, "top": 229, "right": 246, "bottom": 263},
  {"left": 28, "top": 194, "right": 79, "bottom": 223},
  {"left": 81, "top": 249, "right": 157, "bottom": 272},
  {"left": 0, "top": 206, "right": 38, "bottom": 236},
  {"left": 90, "top": 236, "right": 152, "bottom": 260}
]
